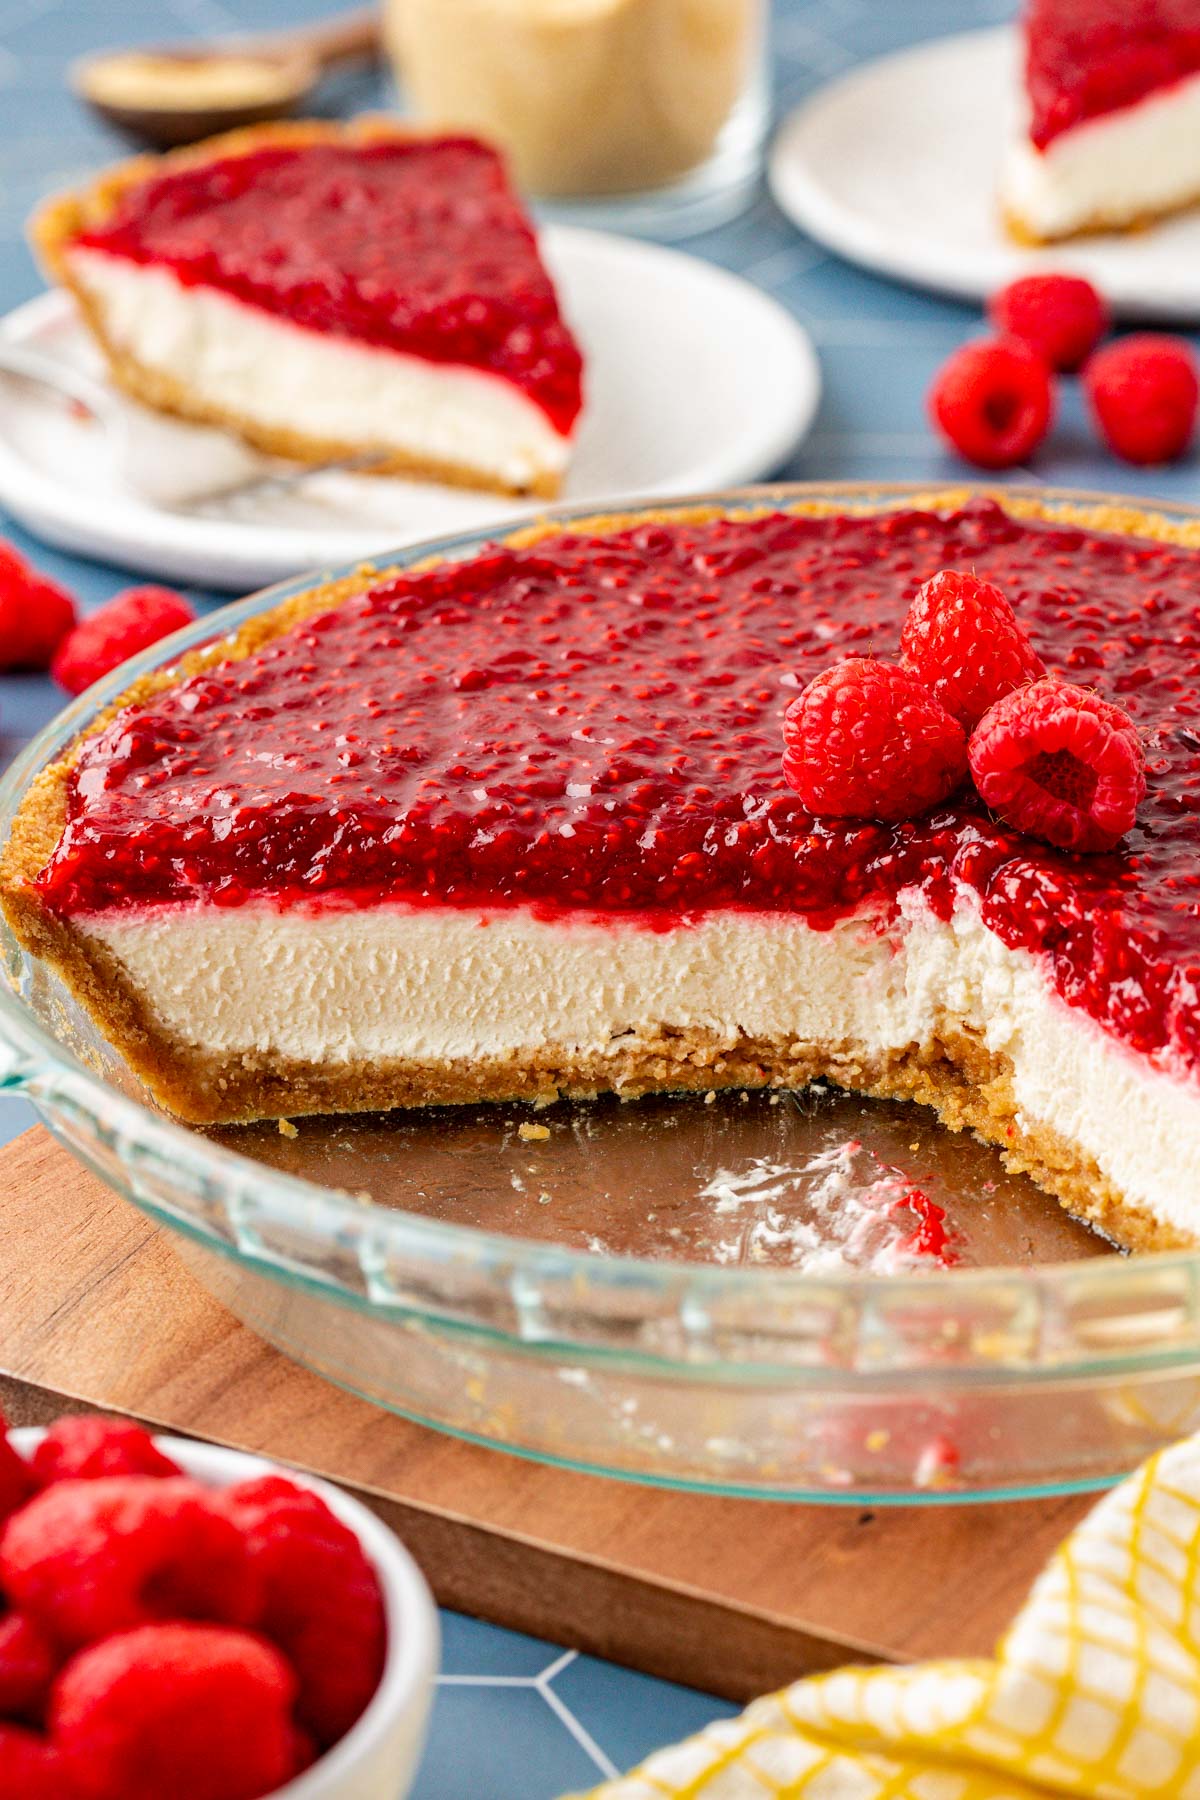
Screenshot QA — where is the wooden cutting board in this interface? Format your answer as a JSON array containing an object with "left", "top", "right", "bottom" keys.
[{"left": 0, "top": 1125, "right": 1092, "bottom": 1701}]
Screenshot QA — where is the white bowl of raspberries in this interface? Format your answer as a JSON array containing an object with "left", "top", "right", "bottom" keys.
[{"left": 0, "top": 1411, "right": 439, "bottom": 1800}]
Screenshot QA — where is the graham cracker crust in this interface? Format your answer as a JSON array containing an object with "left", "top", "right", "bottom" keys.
[
  {"left": 5, "top": 490, "right": 1200, "bottom": 1252},
  {"left": 31, "top": 118, "right": 569, "bottom": 501}
]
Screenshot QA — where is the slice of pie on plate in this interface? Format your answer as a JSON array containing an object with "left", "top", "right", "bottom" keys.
[
  {"left": 32, "top": 119, "right": 585, "bottom": 498},
  {"left": 3, "top": 491, "right": 1200, "bottom": 1253},
  {"left": 1002, "top": 0, "right": 1200, "bottom": 241}
]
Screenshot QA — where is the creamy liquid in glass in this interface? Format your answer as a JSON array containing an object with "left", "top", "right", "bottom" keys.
[{"left": 386, "top": 0, "right": 761, "bottom": 196}]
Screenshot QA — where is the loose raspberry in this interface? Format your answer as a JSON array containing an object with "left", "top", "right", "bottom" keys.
[
  {"left": 782, "top": 659, "right": 967, "bottom": 822},
  {"left": 50, "top": 586, "right": 194, "bottom": 697},
  {"left": 900, "top": 569, "right": 1045, "bottom": 731},
  {"left": 223, "top": 1477, "right": 385, "bottom": 1746},
  {"left": 0, "top": 544, "right": 78, "bottom": 671},
  {"left": 969, "top": 678, "right": 1145, "bottom": 853},
  {"left": 1, "top": 1478, "right": 261, "bottom": 1650},
  {"left": 928, "top": 338, "right": 1054, "bottom": 468},
  {"left": 31, "top": 1417, "right": 181, "bottom": 1488},
  {"left": 0, "top": 1612, "right": 59, "bottom": 1721},
  {"left": 52, "top": 1623, "right": 296, "bottom": 1800},
  {"left": 290, "top": 1724, "right": 319, "bottom": 1776},
  {"left": 0, "top": 1413, "right": 34, "bottom": 1524},
  {"left": 1084, "top": 333, "right": 1199, "bottom": 464},
  {"left": 0, "top": 1723, "right": 77, "bottom": 1799},
  {"left": 988, "top": 273, "right": 1108, "bottom": 372}
]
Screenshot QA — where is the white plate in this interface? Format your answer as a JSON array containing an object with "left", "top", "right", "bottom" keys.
[
  {"left": 0, "top": 226, "right": 819, "bottom": 591},
  {"left": 769, "top": 26, "right": 1200, "bottom": 321}
]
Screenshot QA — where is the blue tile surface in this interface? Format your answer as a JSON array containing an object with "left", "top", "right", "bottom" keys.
[
  {"left": 0, "top": 0, "right": 1197, "bottom": 1793},
  {"left": 422, "top": 1669, "right": 614, "bottom": 1798},
  {"left": 438, "top": 1611, "right": 566, "bottom": 1681}
]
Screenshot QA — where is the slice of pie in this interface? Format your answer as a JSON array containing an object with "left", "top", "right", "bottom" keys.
[
  {"left": 1002, "top": 0, "right": 1200, "bottom": 241},
  {"left": 33, "top": 120, "right": 585, "bottom": 497},
  {"left": 3, "top": 492, "right": 1200, "bottom": 1253}
]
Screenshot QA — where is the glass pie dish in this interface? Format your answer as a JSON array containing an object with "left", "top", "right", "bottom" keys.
[{"left": 4, "top": 482, "right": 1200, "bottom": 1506}]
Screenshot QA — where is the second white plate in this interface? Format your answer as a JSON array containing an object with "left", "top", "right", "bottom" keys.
[
  {"left": 769, "top": 27, "right": 1200, "bottom": 321},
  {"left": 0, "top": 226, "right": 820, "bottom": 591}
]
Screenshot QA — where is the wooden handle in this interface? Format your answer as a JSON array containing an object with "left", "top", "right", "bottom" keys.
[{"left": 265, "top": 7, "right": 383, "bottom": 74}]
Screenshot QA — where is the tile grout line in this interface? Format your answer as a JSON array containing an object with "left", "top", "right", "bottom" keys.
[
  {"left": 435, "top": 1674, "right": 541, "bottom": 1688},
  {"left": 537, "top": 1678, "right": 622, "bottom": 1782},
  {"left": 539, "top": 1648, "right": 580, "bottom": 1685},
  {"left": 434, "top": 1650, "right": 623, "bottom": 1781}
]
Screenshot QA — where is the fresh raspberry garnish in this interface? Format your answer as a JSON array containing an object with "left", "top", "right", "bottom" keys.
[
  {"left": 0, "top": 1612, "right": 59, "bottom": 1721},
  {"left": 1, "top": 1477, "right": 261, "bottom": 1650},
  {"left": 969, "top": 678, "right": 1145, "bottom": 854},
  {"left": 52, "top": 1623, "right": 296, "bottom": 1800},
  {"left": 31, "top": 1418, "right": 181, "bottom": 1488},
  {"left": 0, "top": 545, "right": 77, "bottom": 670},
  {"left": 899, "top": 568, "right": 1045, "bottom": 731},
  {"left": 50, "top": 587, "right": 194, "bottom": 697},
  {"left": 0, "top": 1723, "right": 77, "bottom": 1799},
  {"left": 928, "top": 338, "right": 1054, "bottom": 468},
  {"left": 0, "top": 1414, "right": 34, "bottom": 1524},
  {"left": 988, "top": 273, "right": 1108, "bottom": 372},
  {"left": 1084, "top": 333, "right": 1199, "bottom": 464},
  {"left": 222, "top": 1476, "right": 385, "bottom": 1746},
  {"left": 782, "top": 658, "right": 967, "bottom": 823}
]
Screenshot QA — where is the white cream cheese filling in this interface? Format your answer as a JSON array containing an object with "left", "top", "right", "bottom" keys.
[
  {"left": 80, "top": 890, "right": 1200, "bottom": 1238},
  {"left": 1002, "top": 67, "right": 1200, "bottom": 238},
  {"left": 67, "top": 247, "right": 573, "bottom": 490}
]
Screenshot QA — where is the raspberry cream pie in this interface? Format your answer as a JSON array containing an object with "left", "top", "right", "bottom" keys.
[
  {"left": 4, "top": 493, "right": 1200, "bottom": 1253},
  {"left": 1003, "top": 0, "right": 1200, "bottom": 242},
  {"left": 34, "top": 121, "right": 584, "bottom": 497}
]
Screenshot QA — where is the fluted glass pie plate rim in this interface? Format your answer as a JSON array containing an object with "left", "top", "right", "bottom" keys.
[{"left": 4, "top": 479, "right": 1200, "bottom": 1505}]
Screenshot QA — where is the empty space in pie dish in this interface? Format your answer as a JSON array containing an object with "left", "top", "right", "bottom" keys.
[{"left": 209, "top": 1084, "right": 1111, "bottom": 1274}]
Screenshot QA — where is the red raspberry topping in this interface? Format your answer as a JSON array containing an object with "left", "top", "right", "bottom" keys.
[
  {"left": 988, "top": 273, "right": 1108, "bottom": 373},
  {"left": 222, "top": 1476, "right": 385, "bottom": 1747},
  {"left": 782, "top": 658, "right": 967, "bottom": 822},
  {"left": 900, "top": 568, "right": 1046, "bottom": 731},
  {"left": 50, "top": 587, "right": 194, "bottom": 697},
  {"left": 31, "top": 1418, "right": 181, "bottom": 1488},
  {"left": 0, "top": 1414, "right": 34, "bottom": 1524},
  {"left": 0, "top": 1477, "right": 261, "bottom": 1649},
  {"left": 0, "top": 1612, "right": 59, "bottom": 1721},
  {"left": 35, "top": 499, "right": 1200, "bottom": 1074},
  {"left": 1024, "top": 0, "right": 1200, "bottom": 149},
  {"left": 52, "top": 1623, "right": 297, "bottom": 1800},
  {"left": 928, "top": 338, "right": 1054, "bottom": 469},
  {"left": 1084, "top": 333, "right": 1199, "bottom": 465},
  {"left": 0, "top": 546, "right": 77, "bottom": 671},
  {"left": 969, "top": 678, "right": 1145, "bottom": 854},
  {"left": 0, "top": 1723, "right": 77, "bottom": 1799}
]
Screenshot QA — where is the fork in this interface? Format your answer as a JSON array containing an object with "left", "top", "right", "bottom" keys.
[{"left": 0, "top": 339, "right": 382, "bottom": 511}]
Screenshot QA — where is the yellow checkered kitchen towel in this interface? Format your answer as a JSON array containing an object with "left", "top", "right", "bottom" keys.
[{"left": 569, "top": 1435, "right": 1200, "bottom": 1800}]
